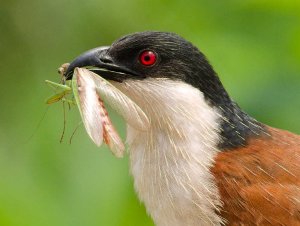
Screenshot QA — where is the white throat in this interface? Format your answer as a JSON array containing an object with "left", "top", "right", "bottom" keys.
[{"left": 113, "top": 78, "right": 224, "bottom": 226}]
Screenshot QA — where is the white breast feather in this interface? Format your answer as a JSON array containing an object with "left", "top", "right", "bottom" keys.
[{"left": 113, "top": 78, "right": 225, "bottom": 226}]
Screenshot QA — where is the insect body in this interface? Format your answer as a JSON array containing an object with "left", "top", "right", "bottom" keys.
[
  {"left": 45, "top": 80, "right": 73, "bottom": 104},
  {"left": 72, "top": 68, "right": 124, "bottom": 157},
  {"left": 45, "top": 63, "right": 74, "bottom": 105}
]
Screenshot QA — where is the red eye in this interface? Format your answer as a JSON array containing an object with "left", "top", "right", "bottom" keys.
[{"left": 139, "top": 50, "right": 157, "bottom": 66}]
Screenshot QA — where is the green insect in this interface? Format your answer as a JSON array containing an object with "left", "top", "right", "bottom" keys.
[
  {"left": 45, "top": 63, "right": 77, "bottom": 143},
  {"left": 45, "top": 63, "right": 75, "bottom": 106},
  {"left": 45, "top": 80, "right": 74, "bottom": 104}
]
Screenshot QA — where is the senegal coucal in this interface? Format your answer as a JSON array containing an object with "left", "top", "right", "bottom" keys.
[{"left": 64, "top": 31, "right": 300, "bottom": 226}]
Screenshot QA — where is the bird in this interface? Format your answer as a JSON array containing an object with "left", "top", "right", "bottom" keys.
[{"left": 64, "top": 31, "right": 300, "bottom": 226}]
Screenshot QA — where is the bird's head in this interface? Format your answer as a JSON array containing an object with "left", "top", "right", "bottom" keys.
[
  {"left": 65, "top": 32, "right": 229, "bottom": 105},
  {"left": 65, "top": 31, "right": 264, "bottom": 149}
]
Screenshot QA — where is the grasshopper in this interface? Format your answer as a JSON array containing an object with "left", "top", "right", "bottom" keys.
[{"left": 45, "top": 63, "right": 74, "bottom": 105}]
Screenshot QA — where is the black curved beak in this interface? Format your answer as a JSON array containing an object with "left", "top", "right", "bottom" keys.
[{"left": 64, "top": 46, "right": 137, "bottom": 82}]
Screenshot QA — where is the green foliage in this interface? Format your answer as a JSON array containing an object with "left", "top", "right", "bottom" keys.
[{"left": 0, "top": 1, "right": 299, "bottom": 225}]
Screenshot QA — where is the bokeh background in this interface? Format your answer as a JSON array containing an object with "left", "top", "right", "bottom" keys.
[{"left": 1, "top": 1, "right": 300, "bottom": 225}]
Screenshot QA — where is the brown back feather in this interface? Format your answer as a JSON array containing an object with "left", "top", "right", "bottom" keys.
[{"left": 212, "top": 127, "right": 300, "bottom": 225}]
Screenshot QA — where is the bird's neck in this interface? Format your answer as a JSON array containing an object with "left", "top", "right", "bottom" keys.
[
  {"left": 114, "top": 78, "right": 225, "bottom": 225},
  {"left": 217, "top": 101, "right": 266, "bottom": 149},
  {"left": 184, "top": 66, "right": 266, "bottom": 149}
]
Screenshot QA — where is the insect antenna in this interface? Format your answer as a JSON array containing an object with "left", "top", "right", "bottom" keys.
[{"left": 24, "top": 106, "right": 50, "bottom": 144}]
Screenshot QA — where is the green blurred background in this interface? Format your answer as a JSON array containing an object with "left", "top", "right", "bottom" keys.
[{"left": 1, "top": 1, "right": 300, "bottom": 225}]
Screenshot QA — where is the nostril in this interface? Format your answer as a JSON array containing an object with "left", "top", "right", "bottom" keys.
[{"left": 100, "top": 55, "right": 114, "bottom": 64}]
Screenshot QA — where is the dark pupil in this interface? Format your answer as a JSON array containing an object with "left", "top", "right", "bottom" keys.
[{"left": 144, "top": 55, "right": 150, "bottom": 61}]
